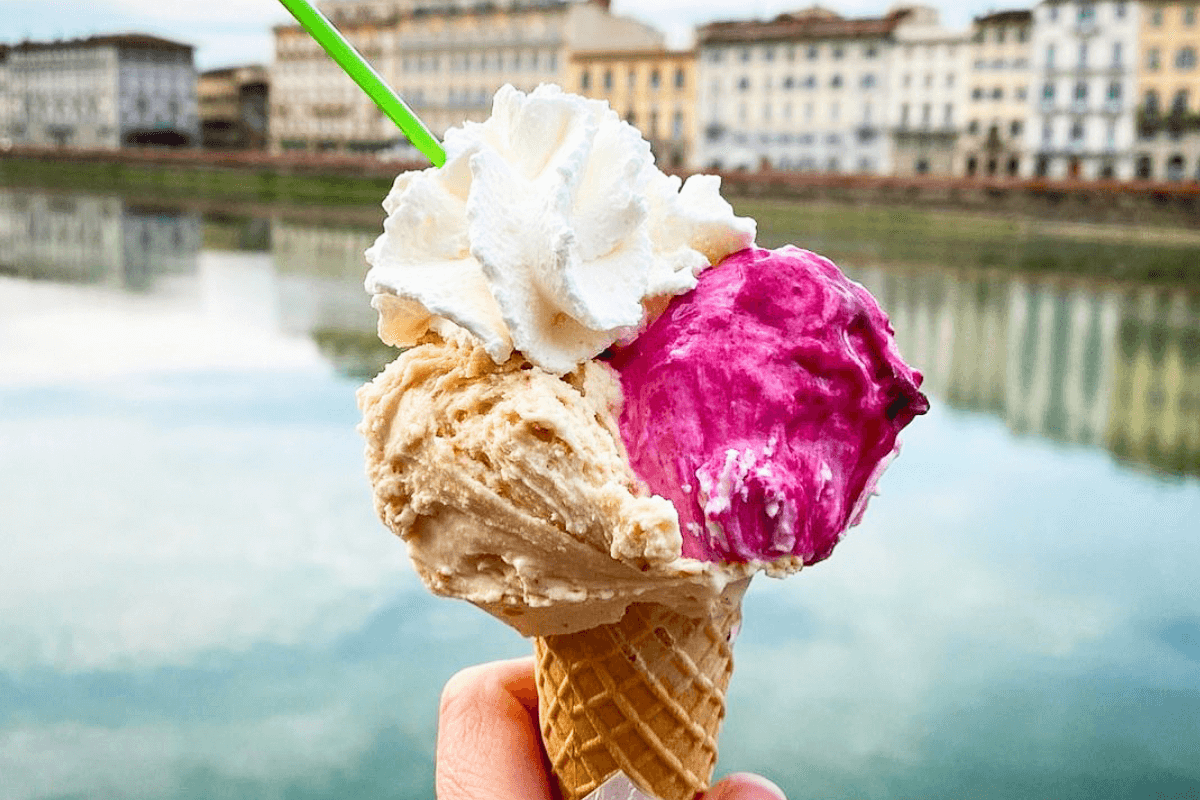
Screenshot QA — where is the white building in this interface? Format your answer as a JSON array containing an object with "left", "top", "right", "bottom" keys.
[
  {"left": 887, "top": 5, "right": 971, "bottom": 176},
  {"left": 961, "top": 10, "right": 1034, "bottom": 178},
  {"left": 1026, "top": 0, "right": 1139, "bottom": 179},
  {"left": 270, "top": 0, "right": 662, "bottom": 154},
  {"left": 0, "top": 46, "right": 13, "bottom": 147},
  {"left": 2, "top": 35, "right": 198, "bottom": 149},
  {"left": 694, "top": 7, "right": 910, "bottom": 173}
]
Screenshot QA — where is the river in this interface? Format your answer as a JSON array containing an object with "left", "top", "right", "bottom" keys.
[{"left": 1, "top": 186, "right": 1197, "bottom": 799}]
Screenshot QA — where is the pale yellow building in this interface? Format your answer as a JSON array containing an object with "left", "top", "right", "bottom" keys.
[
  {"left": 1134, "top": 0, "right": 1200, "bottom": 180},
  {"left": 570, "top": 49, "right": 696, "bottom": 168},
  {"left": 962, "top": 9, "right": 1033, "bottom": 177},
  {"left": 270, "top": 0, "right": 663, "bottom": 155}
]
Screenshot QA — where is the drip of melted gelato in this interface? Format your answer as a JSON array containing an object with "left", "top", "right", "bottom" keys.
[{"left": 608, "top": 246, "right": 929, "bottom": 566}]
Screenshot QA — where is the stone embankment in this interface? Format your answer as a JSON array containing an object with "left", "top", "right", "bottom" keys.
[{"left": 4, "top": 145, "right": 1200, "bottom": 221}]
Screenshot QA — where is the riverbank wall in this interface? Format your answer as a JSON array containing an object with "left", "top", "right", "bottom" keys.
[{"left": 3, "top": 145, "right": 1200, "bottom": 223}]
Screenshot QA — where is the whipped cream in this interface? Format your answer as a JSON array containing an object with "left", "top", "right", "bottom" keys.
[{"left": 364, "top": 84, "right": 755, "bottom": 375}]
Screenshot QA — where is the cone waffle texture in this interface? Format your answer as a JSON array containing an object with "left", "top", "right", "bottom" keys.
[{"left": 534, "top": 589, "right": 743, "bottom": 800}]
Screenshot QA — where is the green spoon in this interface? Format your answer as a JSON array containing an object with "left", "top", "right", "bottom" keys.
[{"left": 277, "top": 0, "right": 446, "bottom": 167}]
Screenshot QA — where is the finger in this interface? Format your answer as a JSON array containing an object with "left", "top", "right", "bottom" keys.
[
  {"left": 702, "top": 772, "right": 788, "bottom": 800},
  {"left": 436, "top": 656, "right": 555, "bottom": 800}
]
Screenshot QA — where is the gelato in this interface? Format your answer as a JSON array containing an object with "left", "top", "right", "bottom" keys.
[
  {"left": 608, "top": 245, "right": 929, "bottom": 566},
  {"left": 357, "top": 83, "right": 927, "bottom": 800}
]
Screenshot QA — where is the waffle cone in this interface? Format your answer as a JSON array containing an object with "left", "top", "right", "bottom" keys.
[{"left": 534, "top": 581, "right": 747, "bottom": 800}]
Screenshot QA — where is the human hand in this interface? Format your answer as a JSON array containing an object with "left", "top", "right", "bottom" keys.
[{"left": 436, "top": 656, "right": 787, "bottom": 800}]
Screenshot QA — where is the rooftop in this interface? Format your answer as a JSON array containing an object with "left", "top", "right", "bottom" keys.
[
  {"left": 7, "top": 33, "right": 193, "bottom": 53},
  {"left": 698, "top": 7, "right": 914, "bottom": 44}
]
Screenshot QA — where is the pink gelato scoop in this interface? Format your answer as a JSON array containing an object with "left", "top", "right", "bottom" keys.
[{"left": 608, "top": 246, "right": 929, "bottom": 566}]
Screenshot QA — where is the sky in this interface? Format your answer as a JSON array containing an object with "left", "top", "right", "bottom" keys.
[{"left": 4, "top": 0, "right": 1007, "bottom": 71}]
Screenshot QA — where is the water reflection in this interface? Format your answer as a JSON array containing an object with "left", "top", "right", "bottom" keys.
[
  {"left": 0, "top": 190, "right": 201, "bottom": 291},
  {"left": 271, "top": 219, "right": 393, "bottom": 380},
  {"left": 848, "top": 265, "right": 1200, "bottom": 478},
  {"left": 1, "top": 186, "right": 1197, "bottom": 800}
]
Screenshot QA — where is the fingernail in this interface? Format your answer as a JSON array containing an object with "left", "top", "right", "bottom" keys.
[{"left": 705, "top": 772, "right": 788, "bottom": 800}]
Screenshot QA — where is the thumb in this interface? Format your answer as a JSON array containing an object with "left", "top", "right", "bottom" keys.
[{"left": 701, "top": 772, "right": 788, "bottom": 800}]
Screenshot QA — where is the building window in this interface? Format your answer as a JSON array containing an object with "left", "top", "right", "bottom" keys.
[
  {"left": 1074, "top": 81, "right": 1088, "bottom": 102},
  {"left": 1046, "top": 43, "right": 1055, "bottom": 67},
  {"left": 764, "top": 47, "right": 775, "bottom": 61},
  {"left": 1070, "top": 120, "right": 1085, "bottom": 142},
  {"left": 708, "top": 49, "right": 723, "bottom": 63},
  {"left": 1108, "top": 81, "right": 1121, "bottom": 102},
  {"left": 1010, "top": 119, "right": 1022, "bottom": 137},
  {"left": 1043, "top": 82, "right": 1056, "bottom": 101},
  {"left": 674, "top": 67, "right": 685, "bottom": 88},
  {"left": 738, "top": 77, "right": 750, "bottom": 91},
  {"left": 740, "top": 48, "right": 751, "bottom": 62},
  {"left": 804, "top": 75, "right": 816, "bottom": 89},
  {"left": 972, "top": 87, "right": 984, "bottom": 100},
  {"left": 1018, "top": 25, "right": 1029, "bottom": 41},
  {"left": 1177, "top": 47, "right": 1198, "bottom": 69},
  {"left": 865, "top": 44, "right": 878, "bottom": 58},
  {"left": 992, "top": 87, "right": 1003, "bottom": 100},
  {"left": 627, "top": 69, "right": 635, "bottom": 89},
  {"left": 581, "top": 70, "right": 591, "bottom": 90},
  {"left": 650, "top": 68, "right": 661, "bottom": 89},
  {"left": 1049, "top": 5, "right": 1058, "bottom": 22},
  {"left": 830, "top": 74, "right": 842, "bottom": 88},
  {"left": 1017, "top": 86, "right": 1028, "bottom": 100},
  {"left": 943, "top": 103, "right": 952, "bottom": 125},
  {"left": 968, "top": 119, "right": 980, "bottom": 134},
  {"left": 1078, "top": 42, "right": 1088, "bottom": 68},
  {"left": 1152, "top": 8, "right": 1163, "bottom": 25},
  {"left": 900, "top": 103, "right": 909, "bottom": 128},
  {"left": 1144, "top": 89, "right": 1160, "bottom": 115},
  {"left": 1188, "top": 6, "right": 1198, "bottom": 25},
  {"left": 1077, "top": 3, "right": 1095, "bottom": 23},
  {"left": 807, "top": 45, "right": 818, "bottom": 60},
  {"left": 1172, "top": 89, "right": 1189, "bottom": 115},
  {"left": 1042, "top": 121, "right": 1053, "bottom": 143},
  {"left": 1115, "top": 2, "right": 1126, "bottom": 18},
  {"left": 832, "top": 45, "right": 844, "bottom": 60},
  {"left": 604, "top": 69, "right": 613, "bottom": 89},
  {"left": 784, "top": 76, "right": 795, "bottom": 89},
  {"left": 861, "top": 73, "right": 875, "bottom": 89},
  {"left": 921, "top": 103, "right": 931, "bottom": 126},
  {"left": 1112, "top": 42, "right": 1122, "bottom": 66},
  {"left": 672, "top": 110, "right": 683, "bottom": 139},
  {"left": 1147, "top": 48, "right": 1161, "bottom": 70}
]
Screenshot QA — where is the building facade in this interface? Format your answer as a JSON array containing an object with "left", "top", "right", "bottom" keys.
[
  {"left": 1133, "top": 0, "right": 1200, "bottom": 180},
  {"left": 694, "top": 7, "right": 910, "bottom": 173},
  {"left": 887, "top": 6, "right": 971, "bottom": 177},
  {"left": 2, "top": 35, "right": 197, "bottom": 149},
  {"left": 198, "top": 65, "right": 269, "bottom": 150},
  {"left": 1026, "top": 0, "right": 1139, "bottom": 179},
  {"left": 961, "top": 10, "right": 1034, "bottom": 177},
  {"left": 270, "top": 0, "right": 662, "bottom": 155},
  {"left": 570, "top": 48, "right": 696, "bottom": 168}
]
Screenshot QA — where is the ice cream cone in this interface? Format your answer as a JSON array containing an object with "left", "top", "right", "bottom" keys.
[{"left": 534, "top": 580, "right": 748, "bottom": 800}]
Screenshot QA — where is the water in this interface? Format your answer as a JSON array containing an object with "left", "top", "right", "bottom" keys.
[{"left": 1, "top": 187, "right": 1198, "bottom": 800}]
